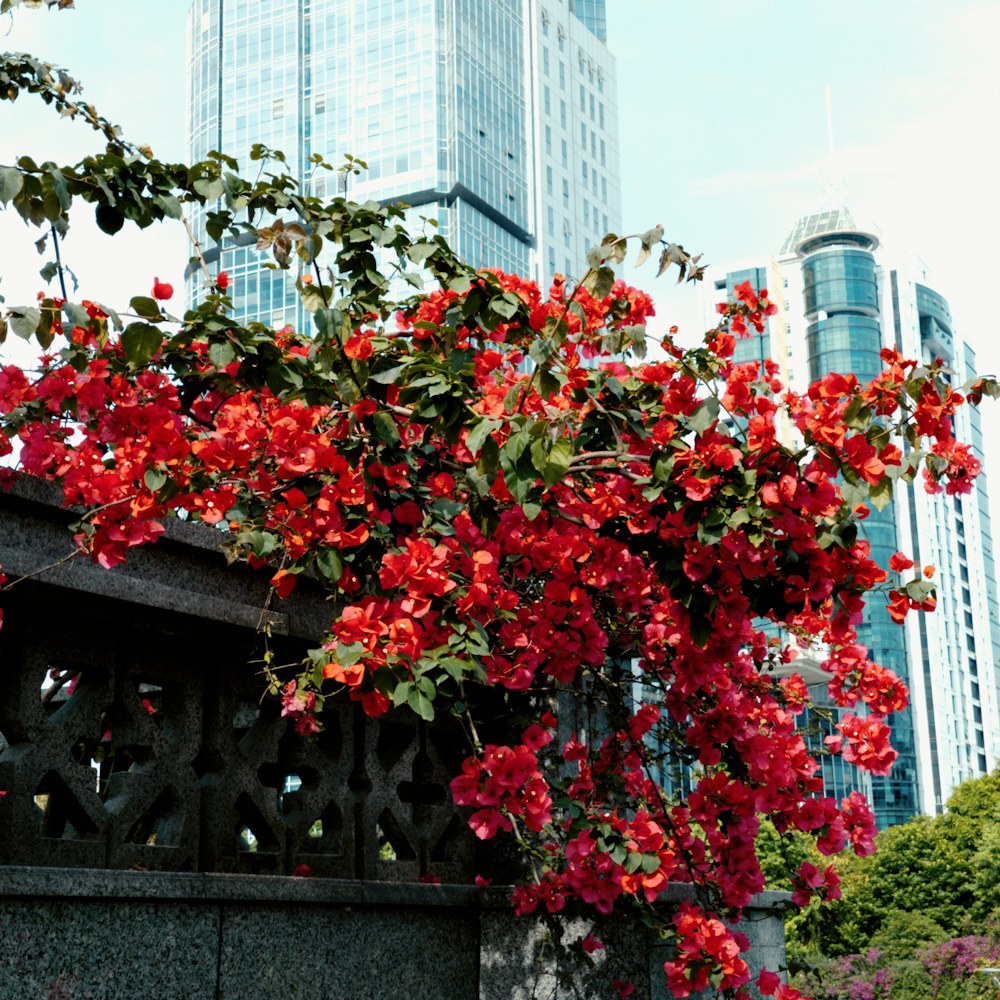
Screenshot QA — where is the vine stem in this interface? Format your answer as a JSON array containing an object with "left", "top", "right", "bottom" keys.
[
  {"left": 50, "top": 226, "right": 69, "bottom": 301},
  {"left": 0, "top": 548, "right": 79, "bottom": 590},
  {"left": 182, "top": 214, "right": 215, "bottom": 290}
]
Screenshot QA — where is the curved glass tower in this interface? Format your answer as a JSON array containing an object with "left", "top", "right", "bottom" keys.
[{"left": 795, "top": 221, "right": 919, "bottom": 827}]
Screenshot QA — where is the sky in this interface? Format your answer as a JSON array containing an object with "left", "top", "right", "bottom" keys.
[{"left": 2, "top": 0, "right": 1000, "bottom": 516}]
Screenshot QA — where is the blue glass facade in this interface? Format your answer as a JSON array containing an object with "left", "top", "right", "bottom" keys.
[
  {"left": 569, "top": 0, "right": 607, "bottom": 41},
  {"left": 186, "top": 0, "right": 533, "bottom": 331}
]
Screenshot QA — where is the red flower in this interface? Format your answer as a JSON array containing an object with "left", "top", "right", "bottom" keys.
[
  {"left": 344, "top": 332, "right": 374, "bottom": 359},
  {"left": 889, "top": 551, "right": 914, "bottom": 572},
  {"left": 216, "top": 271, "right": 230, "bottom": 291},
  {"left": 151, "top": 277, "right": 174, "bottom": 301}
]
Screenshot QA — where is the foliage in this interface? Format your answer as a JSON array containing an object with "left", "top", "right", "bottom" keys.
[
  {"left": 791, "top": 770, "right": 1000, "bottom": 961},
  {"left": 869, "top": 911, "right": 948, "bottom": 962},
  {"left": 794, "top": 935, "right": 1000, "bottom": 1000},
  {"left": 2, "top": 15, "right": 999, "bottom": 1000}
]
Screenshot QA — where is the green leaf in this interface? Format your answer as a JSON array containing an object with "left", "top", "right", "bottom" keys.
[
  {"left": 193, "top": 176, "right": 225, "bottom": 200},
  {"left": 95, "top": 204, "right": 125, "bottom": 235},
  {"left": 408, "top": 242, "right": 437, "bottom": 264},
  {"left": 120, "top": 323, "right": 163, "bottom": 367},
  {"left": 392, "top": 680, "right": 413, "bottom": 708},
  {"left": 407, "top": 687, "right": 435, "bottom": 721},
  {"left": 640, "top": 853, "right": 662, "bottom": 875},
  {"left": 688, "top": 396, "right": 720, "bottom": 435},
  {"left": 9, "top": 306, "right": 41, "bottom": 340},
  {"left": 144, "top": 468, "right": 168, "bottom": 492},
  {"left": 63, "top": 302, "right": 90, "bottom": 328},
  {"left": 247, "top": 529, "right": 279, "bottom": 557},
  {"left": 369, "top": 363, "right": 406, "bottom": 385},
  {"left": 536, "top": 368, "right": 562, "bottom": 400},
  {"left": 542, "top": 437, "right": 573, "bottom": 487},
  {"left": 372, "top": 410, "right": 400, "bottom": 445},
  {"left": 208, "top": 340, "right": 236, "bottom": 369},
  {"left": 583, "top": 265, "right": 615, "bottom": 299},
  {"left": 491, "top": 294, "right": 519, "bottom": 319},
  {"left": 315, "top": 548, "right": 343, "bottom": 583},
  {"left": 129, "top": 296, "right": 164, "bottom": 321},
  {"left": 689, "top": 613, "right": 712, "bottom": 648},
  {"left": 300, "top": 283, "right": 327, "bottom": 313},
  {"left": 153, "top": 192, "right": 183, "bottom": 218},
  {"left": 0, "top": 167, "right": 24, "bottom": 206},
  {"left": 868, "top": 475, "right": 893, "bottom": 512},
  {"left": 466, "top": 417, "right": 500, "bottom": 457},
  {"left": 600, "top": 233, "right": 627, "bottom": 265}
]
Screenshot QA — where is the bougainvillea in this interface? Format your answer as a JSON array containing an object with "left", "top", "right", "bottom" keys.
[{"left": 2, "top": 31, "right": 998, "bottom": 1000}]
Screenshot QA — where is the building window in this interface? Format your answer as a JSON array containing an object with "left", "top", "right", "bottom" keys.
[
  {"left": 543, "top": 48, "right": 550, "bottom": 74},
  {"left": 562, "top": 178, "right": 569, "bottom": 205},
  {"left": 579, "top": 84, "right": 585, "bottom": 112},
  {"left": 544, "top": 86, "right": 551, "bottom": 115},
  {"left": 560, "top": 100, "right": 567, "bottom": 127},
  {"left": 580, "top": 122, "right": 586, "bottom": 147},
  {"left": 273, "top": 98, "right": 284, "bottom": 119},
  {"left": 546, "top": 165, "right": 553, "bottom": 194},
  {"left": 545, "top": 125, "right": 552, "bottom": 154},
  {"left": 561, "top": 138, "right": 568, "bottom": 166}
]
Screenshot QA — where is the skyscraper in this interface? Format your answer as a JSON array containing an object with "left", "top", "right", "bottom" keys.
[
  {"left": 708, "top": 210, "right": 1000, "bottom": 826},
  {"left": 185, "top": 0, "right": 622, "bottom": 329}
]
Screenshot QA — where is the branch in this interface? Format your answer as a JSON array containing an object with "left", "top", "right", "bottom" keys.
[
  {"left": 0, "top": 547, "right": 79, "bottom": 589},
  {"left": 181, "top": 214, "right": 214, "bottom": 290},
  {"left": 49, "top": 226, "right": 69, "bottom": 301}
]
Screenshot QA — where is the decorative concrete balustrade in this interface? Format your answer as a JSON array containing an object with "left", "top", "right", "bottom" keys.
[
  {"left": 0, "top": 476, "right": 472, "bottom": 883},
  {"left": 0, "top": 477, "right": 790, "bottom": 999}
]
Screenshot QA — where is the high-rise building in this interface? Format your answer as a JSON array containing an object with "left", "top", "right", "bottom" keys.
[
  {"left": 185, "top": 0, "right": 622, "bottom": 329},
  {"left": 708, "top": 209, "right": 1000, "bottom": 826}
]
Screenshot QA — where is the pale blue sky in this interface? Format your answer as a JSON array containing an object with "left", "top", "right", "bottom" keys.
[{"left": 2, "top": 0, "right": 999, "bottom": 482}]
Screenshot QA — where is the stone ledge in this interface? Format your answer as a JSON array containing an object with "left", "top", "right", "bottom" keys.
[
  {"left": 0, "top": 866, "right": 483, "bottom": 908},
  {"left": 0, "top": 474, "right": 330, "bottom": 638},
  {"left": 0, "top": 866, "right": 791, "bottom": 913}
]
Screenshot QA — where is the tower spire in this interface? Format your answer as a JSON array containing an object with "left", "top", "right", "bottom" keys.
[{"left": 818, "top": 85, "right": 848, "bottom": 209}]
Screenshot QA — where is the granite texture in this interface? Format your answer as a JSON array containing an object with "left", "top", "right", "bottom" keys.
[
  {"left": 218, "top": 903, "right": 478, "bottom": 1000},
  {"left": 0, "top": 898, "right": 219, "bottom": 1000},
  {"left": 0, "top": 870, "right": 790, "bottom": 1000},
  {"left": 0, "top": 475, "right": 330, "bottom": 638}
]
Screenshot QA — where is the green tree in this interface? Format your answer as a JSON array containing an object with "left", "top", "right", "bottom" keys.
[{"left": 869, "top": 910, "right": 947, "bottom": 961}]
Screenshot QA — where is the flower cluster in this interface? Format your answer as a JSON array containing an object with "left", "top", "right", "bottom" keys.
[{"left": 1, "top": 181, "right": 992, "bottom": 998}]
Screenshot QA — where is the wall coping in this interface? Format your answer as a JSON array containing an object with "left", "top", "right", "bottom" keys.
[{"left": 0, "top": 866, "right": 791, "bottom": 914}]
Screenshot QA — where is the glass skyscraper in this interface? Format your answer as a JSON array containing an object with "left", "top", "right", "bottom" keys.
[
  {"left": 709, "top": 210, "right": 1000, "bottom": 827},
  {"left": 185, "top": 0, "right": 621, "bottom": 329}
]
